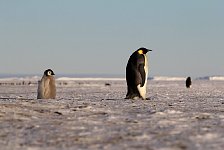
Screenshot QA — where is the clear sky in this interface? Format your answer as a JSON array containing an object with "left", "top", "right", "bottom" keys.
[{"left": 0, "top": 0, "right": 223, "bottom": 77}]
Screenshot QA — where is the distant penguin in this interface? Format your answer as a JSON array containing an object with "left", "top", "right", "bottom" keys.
[
  {"left": 125, "top": 47, "right": 152, "bottom": 100},
  {"left": 186, "top": 77, "right": 192, "bottom": 88},
  {"left": 37, "top": 69, "right": 56, "bottom": 99}
]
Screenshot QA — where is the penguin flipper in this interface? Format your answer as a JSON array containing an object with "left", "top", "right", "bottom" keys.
[{"left": 138, "top": 64, "right": 145, "bottom": 87}]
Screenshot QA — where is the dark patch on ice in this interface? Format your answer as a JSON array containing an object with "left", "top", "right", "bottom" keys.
[
  {"left": 35, "top": 109, "right": 50, "bottom": 113},
  {"left": 168, "top": 103, "right": 173, "bottom": 106},
  {"left": 195, "top": 114, "right": 211, "bottom": 120},
  {"left": 0, "top": 97, "right": 17, "bottom": 100},
  {"left": 54, "top": 111, "right": 63, "bottom": 115},
  {"left": 105, "top": 83, "right": 111, "bottom": 86},
  {"left": 125, "top": 118, "right": 138, "bottom": 123},
  {"left": 17, "top": 98, "right": 34, "bottom": 100},
  {"left": 73, "top": 104, "right": 89, "bottom": 109}
]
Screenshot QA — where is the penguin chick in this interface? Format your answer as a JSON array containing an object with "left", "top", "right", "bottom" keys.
[
  {"left": 186, "top": 76, "right": 192, "bottom": 88},
  {"left": 125, "top": 47, "right": 152, "bottom": 100},
  {"left": 37, "top": 69, "right": 56, "bottom": 99}
]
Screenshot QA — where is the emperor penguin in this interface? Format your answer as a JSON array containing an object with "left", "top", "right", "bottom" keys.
[
  {"left": 186, "top": 76, "right": 192, "bottom": 88},
  {"left": 37, "top": 69, "right": 56, "bottom": 99},
  {"left": 125, "top": 47, "right": 152, "bottom": 100}
]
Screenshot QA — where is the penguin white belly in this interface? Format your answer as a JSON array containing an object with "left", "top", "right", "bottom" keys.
[{"left": 137, "top": 54, "right": 148, "bottom": 99}]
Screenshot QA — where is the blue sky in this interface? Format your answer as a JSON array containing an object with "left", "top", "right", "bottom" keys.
[{"left": 0, "top": 0, "right": 223, "bottom": 77}]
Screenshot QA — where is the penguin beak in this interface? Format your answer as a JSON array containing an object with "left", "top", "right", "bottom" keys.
[{"left": 52, "top": 72, "right": 55, "bottom": 75}]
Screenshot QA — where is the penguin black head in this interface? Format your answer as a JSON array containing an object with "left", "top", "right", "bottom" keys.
[
  {"left": 137, "top": 47, "right": 152, "bottom": 55},
  {"left": 44, "top": 69, "right": 55, "bottom": 76}
]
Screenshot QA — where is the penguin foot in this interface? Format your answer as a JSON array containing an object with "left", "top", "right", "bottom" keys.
[
  {"left": 146, "top": 97, "right": 151, "bottom": 100},
  {"left": 125, "top": 96, "right": 143, "bottom": 100}
]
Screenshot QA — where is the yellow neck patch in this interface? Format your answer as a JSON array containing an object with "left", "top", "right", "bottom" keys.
[{"left": 138, "top": 50, "right": 143, "bottom": 54}]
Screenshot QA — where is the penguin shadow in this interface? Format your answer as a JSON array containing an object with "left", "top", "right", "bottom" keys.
[
  {"left": 101, "top": 98, "right": 123, "bottom": 101},
  {"left": 102, "top": 96, "right": 154, "bottom": 101}
]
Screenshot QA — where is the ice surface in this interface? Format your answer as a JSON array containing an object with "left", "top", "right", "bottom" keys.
[
  {"left": 151, "top": 76, "right": 186, "bottom": 81},
  {"left": 208, "top": 76, "right": 224, "bottom": 81},
  {"left": 0, "top": 80, "right": 224, "bottom": 150},
  {"left": 57, "top": 77, "right": 125, "bottom": 81}
]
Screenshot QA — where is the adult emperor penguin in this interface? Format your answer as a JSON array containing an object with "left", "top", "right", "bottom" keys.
[
  {"left": 186, "top": 76, "right": 192, "bottom": 88},
  {"left": 125, "top": 47, "right": 152, "bottom": 100},
  {"left": 37, "top": 69, "right": 56, "bottom": 99}
]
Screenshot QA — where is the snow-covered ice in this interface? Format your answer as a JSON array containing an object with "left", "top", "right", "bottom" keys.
[{"left": 0, "top": 79, "right": 224, "bottom": 150}]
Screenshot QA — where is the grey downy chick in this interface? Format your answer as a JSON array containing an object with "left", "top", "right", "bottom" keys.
[{"left": 37, "top": 69, "right": 56, "bottom": 99}]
